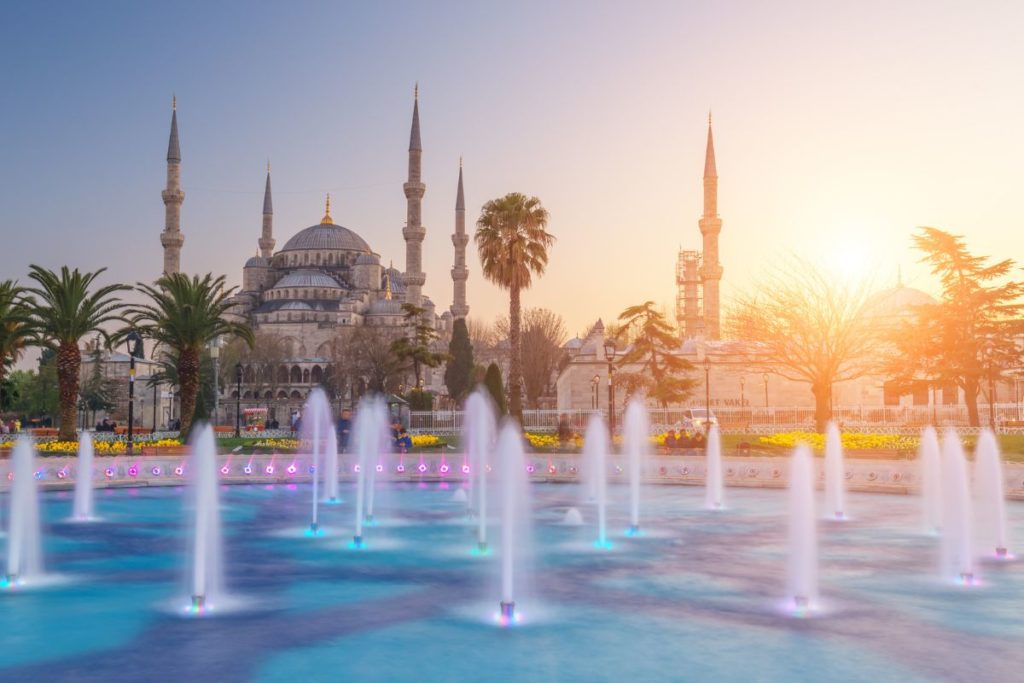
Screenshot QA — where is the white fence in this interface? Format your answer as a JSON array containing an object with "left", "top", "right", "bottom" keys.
[{"left": 410, "top": 404, "right": 1024, "bottom": 435}]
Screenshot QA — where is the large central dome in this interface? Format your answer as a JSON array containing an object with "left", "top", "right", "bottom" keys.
[{"left": 280, "top": 223, "right": 371, "bottom": 253}]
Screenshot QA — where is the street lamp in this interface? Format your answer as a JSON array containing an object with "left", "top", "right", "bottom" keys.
[
  {"left": 983, "top": 341, "right": 997, "bottom": 431},
  {"left": 124, "top": 330, "right": 144, "bottom": 455},
  {"left": 740, "top": 375, "right": 746, "bottom": 427},
  {"left": 591, "top": 375, "right": 600, "bottom": 410},
  {"left": 762, "top": 373, "right": 769, "bottom": 409},
  {"left": 209, "top": 338, "right": 220, "bottom": 426},
  {"left": 235, "top": 362, "right": 243, "bottom": 438},
  {"left": 703, "top": 357, "right": 711, "bottom": 435},
  {"left": 603, "top": 340, "right": 617, "bottom": 440}
]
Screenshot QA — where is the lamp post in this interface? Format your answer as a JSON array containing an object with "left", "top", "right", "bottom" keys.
[
  {"left": 703, "top": 357, "right": 711, "bottom": 435},
  {"left": 125, "top": 331, "right": 143, "bottom": 455},
  {"left": 210, "top": 339, "right": 220, "bottom": 426},
  {"left": 603, "top": 340, "right": 616, "bottom": 441},
  {"left": 982, "top": 341, "right": 996, "bottom": 431},
  {"left": 591, "top": 375, "right": 600, "bottom": 410},
  {"left": 235, "top": 362, "right": 243, "bottom": 438},
  {"left": 762, "top": 373, "right": 769, "bottom": 409},
  {"left": 152, "top": 381, "right": 158, "bottom": 431}
]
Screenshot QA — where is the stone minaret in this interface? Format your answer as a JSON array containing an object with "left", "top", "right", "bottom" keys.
[
  {"left": 160, "top": 97, "right": 185, "bottom": 275},
  {"left": 450, "top": 158, "right": 469, "bottom": 318},
  {"left": 259, "top": 161, "right": 275, "bottom": 258},
  {"left": 402, "top": 85, "right": 426, "bottom": 307},
  {"left": 699, "top": 113, "right": 723, "bottom": 339}
]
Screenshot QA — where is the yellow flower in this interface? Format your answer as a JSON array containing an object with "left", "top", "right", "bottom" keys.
[
  {"left": 757, "top": 431, "right": 919, "bottom": 451},
  {"left": 411, "top": 435, "right": 441, "bottom": 447}
]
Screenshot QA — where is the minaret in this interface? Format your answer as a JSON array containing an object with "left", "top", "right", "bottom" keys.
[
  {"left": 402, "top": 84, "right": 426, "bottom": 307},
  {"left": 450, "top": 158, "right": 469, "bottom": 318},
  {"left": 699, "top": 112, "right": 723, "bottom": 340},
  {"left": 258, "top": 161, "right": 275, "bottom": 258},
  {"left": 160, "top": 96, "right": 185, "bottom": 275}
]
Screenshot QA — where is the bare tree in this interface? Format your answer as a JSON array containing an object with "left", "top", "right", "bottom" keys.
[
  {"left": 329, "top": 326, "right": 405, "bottom": 398},
  {"left": 221, "top": 332, "right": 292, "bottom": 408},
  {"left": 494, "top": 308, "right": 567, "bottom": 408},
  {"left": 725, "top": 257, "right": 880, "bottom": 431}
]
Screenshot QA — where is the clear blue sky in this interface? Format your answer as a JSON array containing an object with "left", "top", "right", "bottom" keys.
[{"left": 3, "top": 1, "right": 1024, "bottom": 342}]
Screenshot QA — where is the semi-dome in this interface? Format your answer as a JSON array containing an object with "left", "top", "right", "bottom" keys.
[
  {"left": 272, "top": 270, "right": 343, "bottom": 290},
  {"left": 354, "top": 253, "right": 381, "bottom": 265},
  {"left": 278, "top": 301, "right": 313, "bottom": 311},
  {"left": 245, "top": 255, "right": 270, "bottom": 268},
  {"left": 366, "top": 299, "right": 404, "bottom": 316},
  {"left": 280, "top": 223, "right": 371, "bottom": 253}
]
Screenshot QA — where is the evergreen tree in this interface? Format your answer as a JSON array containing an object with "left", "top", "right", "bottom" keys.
[
  {"left": 390, "top": 303, "right": 449, "bottom": 389},
  {"left": 615, "top": 302, "right": 697, "bottom": 408},
  {"left": 483, "top": 362, "right": 506, "bottom": 415},
  {"left": 444, "top": 318, "right": 475, "bottom": 403}
]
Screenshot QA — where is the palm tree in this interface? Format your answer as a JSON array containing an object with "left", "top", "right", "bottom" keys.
[
  {"left": 25, "top": 266, "right": 130, "bottom": 441},
  {"left": 475, "top": 192, "right": 554, "bottom": 420},
  {"left": 0, "top": 280, "right": 33, "bottom": 390},
  {"left": 129, "top": 273, "right": 253, "bottom": 439}
]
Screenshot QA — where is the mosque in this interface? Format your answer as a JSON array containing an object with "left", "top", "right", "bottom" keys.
[{"left": 157, "top": 90, "right": 470, "bottom": 405}]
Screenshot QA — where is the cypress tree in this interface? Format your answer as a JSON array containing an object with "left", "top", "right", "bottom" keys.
[
  {"left": 483, "top": 362, "right": 506, "bottom": 415},
  {"left": 444, "top": 318, "right": 475, "bottom": 403}
]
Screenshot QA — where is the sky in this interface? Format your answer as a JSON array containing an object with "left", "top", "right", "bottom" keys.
[{"left": 2, "top": 0, "right": 1024, "bottom": 346}]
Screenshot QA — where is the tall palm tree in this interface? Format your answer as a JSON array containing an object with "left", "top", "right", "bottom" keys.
[
  {"left": 25, "top": 266, "right": 130, "bottom": 441},
  {"left": 475, "top": 192, "right": 554, "bottom": 420},
  {"left": 0, "top": 280, "right": 33, "bottom": 389},
  {"left": 129, "top": 273, "right": 253, "bottom": 439}
]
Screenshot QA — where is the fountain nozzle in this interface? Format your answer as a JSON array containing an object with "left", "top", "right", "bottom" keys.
[
  {"left": 834, "top": 511, "right": 845, "bottom": 520},
  {"left": 365, "top": 514, "right": 374, "bottom": 524},
  {"left": 500, "top": 601, "right": 515, "bottom": 623},
  {"left": 626, "top": 524, "right": 640, "bottom": 537},
  {"left": 4, "top": 574, "right": 18, "bottom": 586},
  {"left": 309, "top": 522, "right": 319, "bottom": 534},
  {"left": 352, "top": 535, "right": 364, "bottom": 549},
  {"left": 477, "top": 541, "right": 488, "bottom": 553},
  {"left": 191, "top": 595, "right": 205, "bottom": 612},
  {"left": 996, "top": 547, "right": 1008, "bottom": 558},
  {"left": 959, "top": 572, "right": 975, "bottom": 584}
]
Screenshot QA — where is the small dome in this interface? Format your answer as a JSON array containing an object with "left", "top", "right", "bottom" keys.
[
  {"left": 354, "top": 253, "right": 381, "bottom": 266},
  {"left": 280, "top": 223, "right": 371, "bottom": 253},
  {"left": 384, "top": 267, "right": 406, "bottom": 294},
  {"left": 272, "top": 270, "right": 343, "bottom": 290},
  {"left": 862, "top": 285, "right": 936, "bottom": 320},
  {"left": 366, "top": 299, "right": 404, "bottom": 316},
  {"left": 245, "top": 256, "right": 269, "bottom": 268}
]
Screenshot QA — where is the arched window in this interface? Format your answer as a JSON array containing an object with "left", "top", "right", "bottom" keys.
[
  {"left": 263, "top": 390, "right": 273, "bottom": 400},
  {"left": 277, "top": 390, "right": 288, "bottom": 399},
  {"left": 302, "top": 368, "right": 310, "bottom": 383},
  {"left": 290, "top": 390, "right": 302, "bottom": 400},
  {"left": 311, "top": 366, "right": 323, "bottom": 384},
  {"left": 290, "top": 366, "right": 302, "bottom": 383},
  {"left": 278, "top": 365, "right": 289, "bottom": 384}
]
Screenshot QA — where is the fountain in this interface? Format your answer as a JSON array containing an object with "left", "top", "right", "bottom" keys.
[
  {"left": 324, "top": 421, "right": 339, "bottom": 503},
  {"left": 623, "top": 398, "right": 648, "bottom": 536},
  {"left": 704, "top": 425, "right": 724, "bottom": 510},
  {"left": 973, "top": 429, "right": 1009, "bottom": 558},
  {"left": 786, "top": 444, "right": 818, "bottom": 613},
  {"left": 72, "top": 432, "right": 96, "bottom": 521},
  {"left": 351, "top": 396, "right": 389, "bottom": 548},
  {"left": 4, "top": 439, "right": 43, "bottom": 587},
  {"left": 940, "top": 430, "right": 975, "bottom": 584},
  {"left": 463, "top": 390, "right": 496, "bottom": 553},
  {"left": 823, "top": 421, "right": 846, "bottom": 520},
  {"left": 919, "top": 426, "right": 942, "bottom": 535},
  {"left": 583, "top": 414, "right": 611, "bottom": 548},
  {"left": 496, "top": 421, "right": 533, "bottom": 625},
  {"left": 187, "top": 425, "right": 224, "bottom": 612},
  {"left": 301, "top": 389, "right": 333, "bottom": 534}
]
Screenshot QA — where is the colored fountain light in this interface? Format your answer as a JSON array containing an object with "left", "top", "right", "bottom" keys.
[
  {"left": 418, "top": 464, "right": 428, "bottom": 473},
  {"left": 174, "top": 466, "right": 184, "bottom": 476},
  {"left": 220, "top": 466, "right": 230, "bottom": 475},
  {"left": 286, "top": 464, "right": 297, "bottom": 475},
  {"left": 57, "top": 469, "right": 67, "bottom": 480},
  {"left": 440, "top": 464, "right": 450, "bottom": 474},
  {"left": 243, "top": 465, "right": 253, "bottom": 475},
  {"left": 105, "top": 468, "right": 115, "bottom": 478},
  {"left": 462, "top": 464, "right": 470, "bottom": 474},
  {"left": 376, "top": 464, "right": 384, "bottom": 473},
  {"left": 151, "top": 466, "right": 162, "bottom": 476},
  {"left": 526, "top": 464, "right": 535, "bottom": 473},
  {"left": 353, "top": 464, "right": 361, "bottom": 473},
  {"left": 265, "top": 465, "right": 275, "bottom": 475},
  {"left": 396, "top": 464, "right": 406, "bottom": 473},
  {"left": 33, "top": 470, "right": 44, "bottom": 480},
  {"left": 128, "top": 466, "right": 139, "bottom": 477}
]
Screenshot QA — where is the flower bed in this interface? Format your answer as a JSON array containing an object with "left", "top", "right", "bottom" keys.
[
  {"left": 0, "top": 438, "right": 182, "bottom": 456},
  {"left": 758, "top": 431, "right": 919, "bottom": 451}
]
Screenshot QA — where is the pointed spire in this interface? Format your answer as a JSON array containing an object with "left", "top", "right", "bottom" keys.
[
  {"left": 703, "top": 112, "right": 716, "bottom": 178},
  {"left": 167, "top": 97, "right": 181, "bottom": 163},
  {"left": 409, "top": 84, "right": 422, "bottom": 151},
  {"left": 455, "top": 158, "right": 465, "bottom": 211},
  {"left": 262, "top": 163, "right": 273, "bottom": 215},
  {"left": 384, "top": 271, "right": 393, "bottom": 300},
  {"left": 321, "top": 193, "right": 332, "bottom": 224}
]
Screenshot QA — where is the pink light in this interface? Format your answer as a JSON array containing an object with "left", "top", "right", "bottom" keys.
[
  {"left": 417, "top": 464, "right": 427, "bottom": 473},
  {"left": 526, "top": 464, "right": 536, "bottom": 473},
  {"left": 105, "top": 468, "right": 115, "bottom": 478},
  {"left": 6, "top": 472, "right": 12, "bottom": 481},
  {"left": 174, "top": 466, "right": 184, "bottom": 476},
  {"left": 243, "top": 465, "right": 253, "bottom": 475},
  {"left": 57, "top": 469, "right": 67, "bottom": 479},
  {"left": 151, "top": 466, "right": 162, "bottom": 476},
  {"left": 353, "top": 464, "right": 361, "bottom": 473},
  {"left": 375, "top": 464, "right": 383, "bottom": 473},
  {"left": 265, "top": 465, "right": 275, "bottom": 475},
  {"left": 128, "top": 466, "right": 138, "bottom": 477},
  {"left": 396, "top": 464, "right": 406, "bottom": 473},
  {"left": 440, "top": 464, "right": 450, "bottom": 474},
  {"left": 286, "top": 464, "right": 297, "bottom": 475},
  {"left": 220, "top": 466, "right": 230, "bottom": 475},
  {"left": 548, "top": 465, "right": 557, "bottom": 475},
  {"left": 461, "top": 464, "right": 470, "bottom": 474}
]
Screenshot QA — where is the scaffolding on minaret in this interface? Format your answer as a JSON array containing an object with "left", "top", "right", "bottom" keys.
[{"left": 676, "top": 249, "right": 703, "bottom": 339}]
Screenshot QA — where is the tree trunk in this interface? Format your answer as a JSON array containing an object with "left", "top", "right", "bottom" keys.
[
  {"left": 508, "top": 285, "right": 523, "bottom": 422},
  {"left": 178, "top": 347, "right": 201, "bottom": 441},
  {"left": 56, "top": 341, "right": 81, "bottom": 441},
  {"left": 964, "top": 378, "right": 980, "bottom": 427},
  {"left": 811, "top": 381, "right": 831, "bottom": 433}
]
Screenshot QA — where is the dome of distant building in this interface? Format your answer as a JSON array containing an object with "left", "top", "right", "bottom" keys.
[
  {"left": 862, "top": 285, "right": 936, "bottom": 320},
  {"left": 280, "top": 223, "right": 371, "bottom": 253},
  {"left": 354, "top": 253, "right": 381, "bottom": 265},
  {"left": 245, "top": 255, "right": 270, "bottom": 268},
  {"left": 366, "top": 299, "right": 404, "bottom": 316}
]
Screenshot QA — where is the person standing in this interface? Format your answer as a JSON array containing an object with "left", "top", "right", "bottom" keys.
[{"left": 336, "top": 408, "right": 352, "bottom": 453}]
